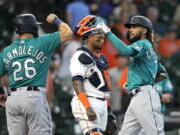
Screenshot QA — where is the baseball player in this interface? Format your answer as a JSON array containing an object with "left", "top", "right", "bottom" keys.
[
  {"left": 70, "top": 15, "right": 116, "bottom": 135},
  {"left": 97, "top": 15, "right": 166, "bottom": 135},
  {"left": 0, "top": 13, "right": 72, "bottom": 135}
]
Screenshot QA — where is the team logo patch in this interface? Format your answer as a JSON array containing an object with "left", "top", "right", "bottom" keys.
[
  {"left": 134, "top": 44, "right": 142, "bottom": 50},
  {"left": 19, "top": 40, "right": 25, "bottom": 44}
]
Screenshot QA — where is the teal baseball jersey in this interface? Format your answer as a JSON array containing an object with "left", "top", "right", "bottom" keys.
[
  {"left": 127, "top": 39, "right": 159, "bottom": 91},
  {"left": 0, "top": 32, "right": 60, "bottom": 88},
  {"left": 154, "top": 79, "right": 173, "bottom": 113}
]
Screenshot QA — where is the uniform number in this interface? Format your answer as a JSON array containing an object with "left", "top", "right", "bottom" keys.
[{"left": 12, "top": 59, "right": 37, "bottom": 81}]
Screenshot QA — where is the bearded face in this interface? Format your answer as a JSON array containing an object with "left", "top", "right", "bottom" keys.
[{"left": 126, "top": 25, "right": 147, "bottom": 44}]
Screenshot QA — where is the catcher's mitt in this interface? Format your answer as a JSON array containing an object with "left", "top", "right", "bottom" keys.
[{"left": 106, "top": 112, "right": 117, "bottom": 135}]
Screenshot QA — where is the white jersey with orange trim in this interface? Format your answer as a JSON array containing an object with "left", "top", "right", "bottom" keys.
[
  {"left": 70, "top": 47, "right": 111, "bottom": 98},
  {"left": 70, "top": 46, "right": 110, "bottom": 135}
]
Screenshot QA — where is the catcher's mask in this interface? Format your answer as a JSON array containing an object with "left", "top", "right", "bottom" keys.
[
  {"left": 14, "top": 13, "right": 42, "bottom": 37},
  {"left": 74, "top": 15, "right": 103, "bottom": 38},
  {"left": 125, "top": 15, "right": 153, "bottom": 31}
]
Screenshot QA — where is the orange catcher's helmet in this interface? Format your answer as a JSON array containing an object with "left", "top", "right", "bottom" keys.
[{"left": 74, "top": 15, "right": 103, "bottom": 38}]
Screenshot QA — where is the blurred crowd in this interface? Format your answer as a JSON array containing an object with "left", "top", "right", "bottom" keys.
[{"left": 0, "top": 0, "right": 180, "bottom": 134}]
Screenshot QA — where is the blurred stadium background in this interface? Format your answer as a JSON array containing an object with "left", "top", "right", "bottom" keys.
[{"left": 0, "top": 0, "right": 180, "bottom": 135}]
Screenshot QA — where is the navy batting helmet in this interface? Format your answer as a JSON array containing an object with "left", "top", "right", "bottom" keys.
[
  {"left": 124, "top": 15, "right": 153, "bottom": 31},
  {"left": 14, "top": 13, "right": 42, "bottom": 37},
  {"left": 74, "top": 15, "right": 103, "bottom": 38}
]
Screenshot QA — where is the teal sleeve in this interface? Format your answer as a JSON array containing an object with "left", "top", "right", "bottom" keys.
[
  {"left": 0, "top": 54, "right": 6, "bottom": 75},
  {"left": 107, "top": 32, "right": 137, "bottom": 56},
  {"left": 163, "top": 79, "right": 173, "bottom": 93}
]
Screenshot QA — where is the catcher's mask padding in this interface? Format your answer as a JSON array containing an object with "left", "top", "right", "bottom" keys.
[{"left": 74, "top": 15, "right": 103, "bottom": 38}]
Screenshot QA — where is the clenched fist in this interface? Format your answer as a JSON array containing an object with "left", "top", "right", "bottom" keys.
[
  {"left": 46, "top": 13, "right": 58, "bottom": 24},
  {"left": 86, "top": 107, "right": 97, "bottom": 121}
]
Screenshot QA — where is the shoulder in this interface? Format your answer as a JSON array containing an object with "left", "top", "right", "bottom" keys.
[
  {"left": 1, "top": 43, "right": 15, "bottom": 54},
  {"left": 71, "top": 50, "right": 94, "bottom": 66},
  {"left": 132, "top": 40, "right": 151, "bottom": 50},
  {"left": 38, "top": 32, "right": 59, "bottom": 39}
]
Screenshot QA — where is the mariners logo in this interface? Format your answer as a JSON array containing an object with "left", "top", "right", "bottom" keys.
[{"left": 133, "top": 43, "right": 142, "bottom": 50}]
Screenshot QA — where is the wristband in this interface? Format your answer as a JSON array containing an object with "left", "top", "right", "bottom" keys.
[
  {"left": 53, "top": 18, "right": 63, "bottom": 26},
  {"left": 77, "top": 92, "right": 91, "bottom": 109}
]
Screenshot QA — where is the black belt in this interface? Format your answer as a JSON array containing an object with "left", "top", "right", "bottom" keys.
[
  {"left": 128, "top": 88, "right": 141, "bottom": 97},
  {"left": 87, "top": 96, "right": 106, "bottom": 101},
  {"left": 11, "top": 86, "right": 39, "bottom": 92}
]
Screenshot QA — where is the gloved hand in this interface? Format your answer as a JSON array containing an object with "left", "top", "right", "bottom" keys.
[
  {"left": 106, "top": 112, "right": 117, "bottom": 135},
  {"left": 96, "top": 19, "right": 111, "bottom": 34},
  {"left": 106, "top": 107, "right": 117, "bottom": 135}
]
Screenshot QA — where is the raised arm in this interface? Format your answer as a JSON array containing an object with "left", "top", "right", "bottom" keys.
[
  {"left": 96, "top": 21, "right": 137, "bottom": 56},
  {"left": 46, "top": 14, "right": 73, "bottom": 44},
  {"left": 107, "top": 32, "right": 136, "bottom": 56}
]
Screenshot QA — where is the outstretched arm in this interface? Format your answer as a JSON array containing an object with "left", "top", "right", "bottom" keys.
[
  {"left": 107, "top": 32, "right": 137, "bottom": 56},
  {"left": 46, "top": 14, "right": 73, "bottom": 44},
  {"left": 96, "top": 21, "right": 137, "bottom": 56}
]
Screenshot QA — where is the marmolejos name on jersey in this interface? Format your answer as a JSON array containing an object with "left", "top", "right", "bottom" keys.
[{"left": 3, "top": 45, "right": 47, "bottom": 68}]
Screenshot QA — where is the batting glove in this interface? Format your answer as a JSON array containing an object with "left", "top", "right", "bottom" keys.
[{"left": 96, "top": 20, "right": 110, "bottom": 34}]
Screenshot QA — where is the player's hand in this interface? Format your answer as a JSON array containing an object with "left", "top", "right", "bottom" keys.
[
  {"left": 96, "top": 19, "right": 110, "bottom": 34},
  {"left": 161, "top": 93, "right": 171, "bottom": 104},
  {"left": 86, "top": 107, "right": 97, "bottom": 121},
  {"left": 46, "top": 14, "right": 58, "bottom": 24},
  {"left": 0, "top": 94, "right": 7, "bottom": 107}
]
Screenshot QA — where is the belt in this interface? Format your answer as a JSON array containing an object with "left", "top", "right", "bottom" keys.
[
  {"left": 11, "top": 86, "right": 39, "bottom": 92},
  {"left": 87, "top": 96, "right": 106, "bottom": 101},
  {"left": 128, "top": 85, "right": 153, "bottom": 97},
  {"left": 128, "top": 88, "right": 141, "bottom": 97}
]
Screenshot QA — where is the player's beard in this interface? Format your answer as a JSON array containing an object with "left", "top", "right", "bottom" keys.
[{"left": 126, "top": 31, "right": 142, "bottom": 44}]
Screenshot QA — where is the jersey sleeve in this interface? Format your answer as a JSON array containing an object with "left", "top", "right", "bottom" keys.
[
  {"left": 38, "top": 32, "right": 61, "bottom": 53},
  {"left": 70, "top": 51, "right": 89, "bottom": 79},
  {"left": 0, "top": 53, "right": 6, "bottom": 75},
  {"left": 129, "top": 41, "right": 145, "bottom": 57},
  {"left": 163, "top": 79, "right": 173, "bottom": 93}
]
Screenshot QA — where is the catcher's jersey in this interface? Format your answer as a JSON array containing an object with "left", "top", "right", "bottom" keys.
[
  {"left": 70, "top": 47, "right": 111, "bottom": 98},
  {"left": 128, "top": 39, "right": 160, "bottom": 91},
  {"left": 0, "top": 32, "right": 60, "bottom": 88},
  {"left": 154, "top": 79, "right": 173, "bottom": 113}
]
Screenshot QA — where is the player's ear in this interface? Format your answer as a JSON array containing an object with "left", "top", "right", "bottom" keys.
[
  {"left": 87, "top": 34, "right": 93, "bottom": 41},
  {"left": 142, "top": 28, "right": 148, "bottom": 35}
]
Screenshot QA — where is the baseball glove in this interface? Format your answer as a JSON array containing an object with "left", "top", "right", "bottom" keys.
[{"left": 106, "top": 112, "right": 117, "bottom": 135}]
